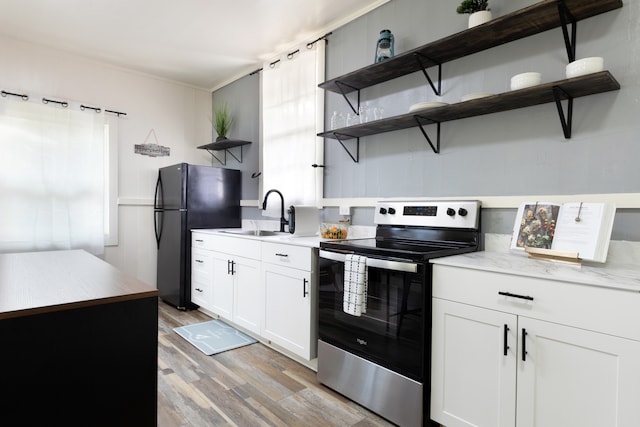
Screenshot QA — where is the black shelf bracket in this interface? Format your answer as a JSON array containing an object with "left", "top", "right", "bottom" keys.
[
  {"left": 557, "top": 1, "right": 577, "bottom": 62},
  {"left": 413, "top": 53, "right": 442, "bottom": 96},
  {"left": 413, "top": 115, "right": 441, "bottom": 154},
  {"left": 553, "top": 85, "right": 573, "bottom": 139},
  {"left": 204, "top": 146, "right": 244, "bottom": 165},
  {"left": 335, "top": 80, "right": 361, "bottom": 115},
  {"left": 332, "top": 132, "right": 360, "bottom": 162}
]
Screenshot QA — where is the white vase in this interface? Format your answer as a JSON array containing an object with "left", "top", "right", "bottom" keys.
[{"left": 468, "top": 10, "right": 492, "bottom": 28}]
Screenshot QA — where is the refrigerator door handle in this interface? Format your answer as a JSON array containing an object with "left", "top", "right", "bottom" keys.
[
  {"left": 154, "top": 210, "right": 163, "bottom": 249},
  {"left": 154, "top": 171, "right": 164, "bottom": 249},
  {"left": 154, "top": 173, "right": 163, "bottom": 210}
]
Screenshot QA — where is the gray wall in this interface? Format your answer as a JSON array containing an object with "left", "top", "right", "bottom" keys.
[
  {"left": 211, "top": 73, "right": 261, "bottom": 201},
  {"left": 215, "top": 0, "right": 640, "bottom": 240}
]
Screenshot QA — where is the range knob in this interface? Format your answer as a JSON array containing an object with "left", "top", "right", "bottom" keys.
[
  {"left": 388, "top": 207, "right": 396, "bottom": 214},
  {"left": 379, "top": 207, "right": 387, "bottom": 215},
  {"left": 447, "top": 208, "right": 456, "bottom": 217},
  {"left": 458, "top": 208, "right": 468, "bottom": 217}
]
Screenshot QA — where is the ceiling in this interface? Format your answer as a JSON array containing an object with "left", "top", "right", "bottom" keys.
[{"left": 0, "top": 0, "right": 387, "bottom": 90}]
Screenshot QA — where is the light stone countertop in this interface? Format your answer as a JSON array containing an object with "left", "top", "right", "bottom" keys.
[
  {"left": 430, "top": 249, "right": 640, "bottom": 293},
  {"left": 193, "top": 225, "right": 376, "bottom": 249}
]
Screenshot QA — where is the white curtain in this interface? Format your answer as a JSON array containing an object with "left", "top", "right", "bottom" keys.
[
  {"left": 261, "top": 40, "right": 325, "bottom": 216},
  {"left": 0, "top": 97, "right": 105, "bottom": 254}
]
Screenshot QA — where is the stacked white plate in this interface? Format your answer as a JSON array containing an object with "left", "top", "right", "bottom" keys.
[
  {"left": 510, "top": 72, "right": 542, "bottom": 90},
  {"left": 408, "top": 101, "right": 449, "bottom": 113},
  {"left": 461, "top": 92, "right": 493, "bottom": 102},
  {"left": 566, "top": 57, "right": 604, "bottom": 78}
]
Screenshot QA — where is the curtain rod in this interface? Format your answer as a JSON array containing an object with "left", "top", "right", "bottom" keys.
[
  {"left": 1, "top": 88, "right": 127, "bottom": 117},
  {"left": 306, "top": 32, "right": 332, "bottom": 49},
  {"left": 1, "top": 90, "right": 29, "bottom": 101},
  {"left": 246, "top": 32, "right": 333, "bottom": 77}
]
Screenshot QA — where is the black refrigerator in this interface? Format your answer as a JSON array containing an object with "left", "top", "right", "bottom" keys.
[{"left": 154, "top": 163, "right": 241, "bottom": 310}]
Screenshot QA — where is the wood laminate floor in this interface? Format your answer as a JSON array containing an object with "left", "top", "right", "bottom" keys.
[{"left": 157, "top": 299, "right": 396, "bottom": 427}]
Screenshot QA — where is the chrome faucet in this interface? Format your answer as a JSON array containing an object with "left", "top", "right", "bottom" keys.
[{"left": 262, "top": 189, "right": 289, "bottom": 232}]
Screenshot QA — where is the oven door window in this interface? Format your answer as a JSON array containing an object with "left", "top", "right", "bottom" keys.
[{"left": 318, "top": 257, "right": 427, "bottom": 381}]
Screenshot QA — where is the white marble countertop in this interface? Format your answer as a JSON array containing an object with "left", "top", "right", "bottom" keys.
[
  {"left": 431, "top": 250, "right": 640, "bottom": 293},
  {"left": 193, "top": 225, "right": 375, "bottom": 249}
]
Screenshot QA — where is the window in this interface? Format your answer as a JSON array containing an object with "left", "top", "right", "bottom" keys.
[
  {"left": 0, "top": 95, "right": 113, "bottom": 254},
  {"left": 261, "top": 41, "right": 325, "bottom": 214}
]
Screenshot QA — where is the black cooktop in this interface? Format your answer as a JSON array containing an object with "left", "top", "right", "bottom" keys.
[
  {"left": 321, "top": 222, "right": 481, "bottom": 262},
  {"left": 320, "top": 236, "right": 478, "bottom": 262}
]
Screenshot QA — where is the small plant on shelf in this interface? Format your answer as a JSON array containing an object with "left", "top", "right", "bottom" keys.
[
  {"left": 456, "top": 0, "right": 489, "bottom": 14},
  {"left": 212, "top": 102, "right": 234, "bottom": 140}
]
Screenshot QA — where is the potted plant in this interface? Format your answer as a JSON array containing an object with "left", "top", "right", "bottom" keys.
[
  {"left": 212, "top": 102, "right": 234, "bottom": 141},
  {"left": 457, "top": 0, "right": 492, "bottom": 28}
]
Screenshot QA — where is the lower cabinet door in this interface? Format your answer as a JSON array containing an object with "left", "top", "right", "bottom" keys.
[
  {"left": 431, "top": 298, "right": 517, "bottom": 427},
  {"left": 232, "top": 256, "right": 262, "bottom": 334},
  {"left": 262, "top": 263, "right": 312, "bottom": 359},
  {"left": 516, "top": 317, "right": 640, "bottom": 427},
  {"left": 210, "top": 251, "right": 234, "bottom": 320}
]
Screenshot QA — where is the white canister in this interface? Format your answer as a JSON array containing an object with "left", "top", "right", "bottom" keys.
[{"left": 469, "top": 10, "right": 492, "bottom": 28}]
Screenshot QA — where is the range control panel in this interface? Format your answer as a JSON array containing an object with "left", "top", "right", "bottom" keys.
[{"left": 374, "top": 200, "right": 481, "bottom": 229}]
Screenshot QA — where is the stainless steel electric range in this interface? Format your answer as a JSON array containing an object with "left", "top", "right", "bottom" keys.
[{"left": 317, "top": 200, "right": 481, "bottom": 427}]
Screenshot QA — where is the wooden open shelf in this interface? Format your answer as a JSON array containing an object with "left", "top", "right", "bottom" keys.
[
  {"left": 318, "top": 0, "right": 623, "bottom": 161},
  {"left": 319, "top": 0, "right": 623, "bottom": 94},
  {"left": 318, "top": 71, "right": 620, "bottom": 141},
  {"left": 198, "top": 139, "right": 251, "bottom": 151},
  {"left": 198, "top": 139, "right": 252, "bottom": 165}
]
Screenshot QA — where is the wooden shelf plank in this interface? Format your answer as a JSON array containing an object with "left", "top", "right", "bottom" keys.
[
  {"left": 198, "top": 139, "right": 251, "bottom": 151},
  {"left": 319, "top": 0, "right": 623, "bottom": 94},
  {"left": 318, "top": 71, "right": 620, "bottom": 140}
]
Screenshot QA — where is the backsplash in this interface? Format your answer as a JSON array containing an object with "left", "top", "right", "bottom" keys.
[{"left": 484, "top": 233, "right": 640, "bottom": 266}]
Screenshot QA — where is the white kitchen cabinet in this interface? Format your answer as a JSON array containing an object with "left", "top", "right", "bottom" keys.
[
  {"left": 431, "top": 298, "right": 516, "bottom": 427},
  {"left": 430, "top": 261, "right": 640, "bottom": 427},
  {"left": 192, "top": 232, "right": 262, "bottom": 335},
  {"left": 261, "top": 241, "right": 317, "bottom": 360},
  {"left": 192, "top": 231, "right": 320, "bottom": 361},
  {"left": 208, "top": 250, "right": 234, "bottom": 319},
  {"left": 191, "top": 247, "right": 213, "bottom": 309},
  {"left": 516, "top": 317, "right": 640, "bottom": 427},
  {"left": 231, "top": 255, "right": 262, "bottom": 333}
]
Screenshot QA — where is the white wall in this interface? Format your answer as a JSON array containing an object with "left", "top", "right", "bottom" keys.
[{"left": 0, "top": 34, "right": 214, "bottom": 285}]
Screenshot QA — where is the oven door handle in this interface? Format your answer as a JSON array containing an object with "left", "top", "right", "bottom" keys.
[{"left": 319, "top": 250, "right": 418, "bottom": 273}]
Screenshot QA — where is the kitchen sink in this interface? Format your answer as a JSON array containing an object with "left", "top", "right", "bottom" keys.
[{"left": 220, "top": 229, "right": 287, "bottom": 237}]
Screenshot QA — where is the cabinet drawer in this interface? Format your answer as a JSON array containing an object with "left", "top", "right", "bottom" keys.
[
  {"left": 192, "top": 231, "right": 214, "bottom": 248},
  {"left": 433, "top": 264, "right": 640, "bottom": 341},
  {"left": 191, "top": 278, "right": 210, "bottom": 307},
  {"left": 262, "top": 242, "right": 313, "bottom": 271},
  {"left": 191, "top": 248, "right": 211, "bottom": 278},
  {"left": 192, "top": 233, "right": 261, "bottom": 259}
]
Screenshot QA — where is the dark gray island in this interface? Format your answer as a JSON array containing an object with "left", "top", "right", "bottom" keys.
[{"left": 0, "top": 250, "right": 158, "bottom": 426}]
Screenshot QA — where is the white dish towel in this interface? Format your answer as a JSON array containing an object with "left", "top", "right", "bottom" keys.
[{"left": 343, "top": 254, "right": 368, "bottom": 316}]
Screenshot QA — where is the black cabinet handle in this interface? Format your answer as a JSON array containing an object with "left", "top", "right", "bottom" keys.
[
  {"left": 227, "top": 260, "right": 232, "bottom": 275},
  {"left": 503, "top": 324, "right": 510, "bottom": 356},
  {"left": 195, "top": 259, "right": 204, "bottom": 264},
  {"left": 499, "top": 291, "right": 534, "bottom": 301},
  {"left": 231, "top": 260, "right": 236, "bottom": 275},
  {"left": 522, "top": 328, "right": 528, "bottom": 361},
  {"left": 195, "top": 288, "right": 203, "bottom": 293},
  {"left": 276, "top": 253, "right": 289, "bottom": 257},
  {"left": 303, "top": 278, "right": 309, "bottom": 297},
  {"left": 195, "top": 239, "right": 204, "bottom": 243}
]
